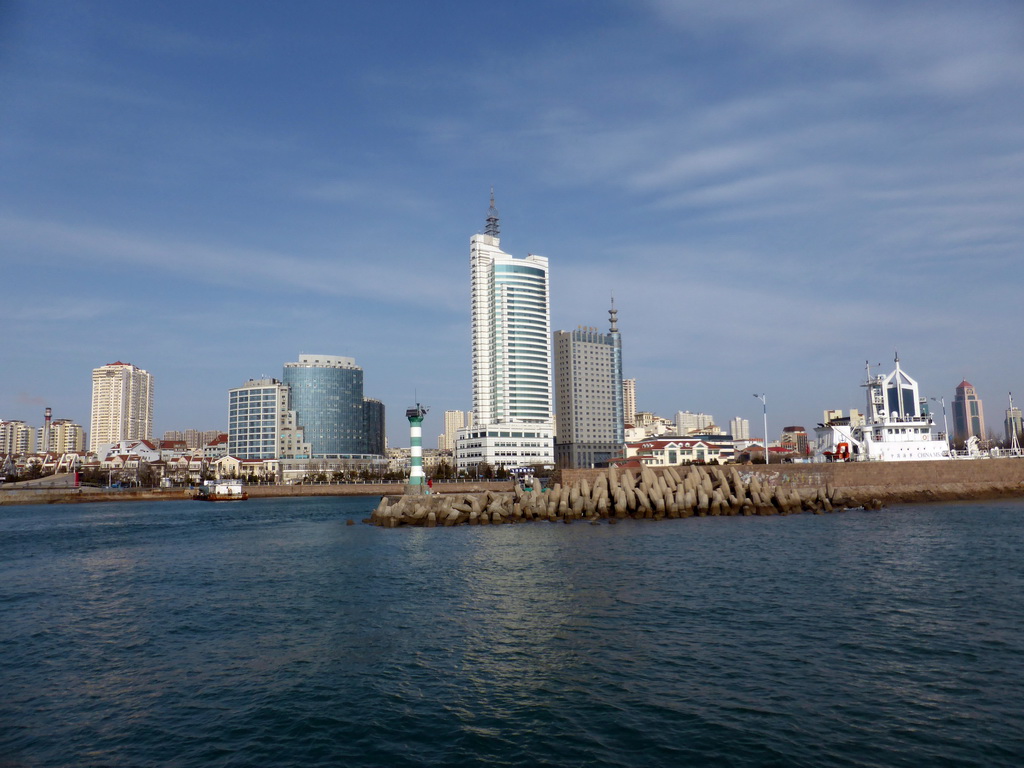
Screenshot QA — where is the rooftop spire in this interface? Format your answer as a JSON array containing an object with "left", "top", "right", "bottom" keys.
[
  {"left": 485, "top": 187, "right": 500, "bottom": 237},
  {"left": 609, "top": 294, "right": 618, "bottom": 333}
]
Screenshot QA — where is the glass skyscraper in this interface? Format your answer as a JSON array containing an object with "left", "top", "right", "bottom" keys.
[
  {"left": 363, "top": 398, "right": 386, "bottom": 456},
  {"left": 282, "top": 354, "right": 368, "bottom": 458},
  {"left": 952, "top": 379, "right": 985, "bottom": 443}
]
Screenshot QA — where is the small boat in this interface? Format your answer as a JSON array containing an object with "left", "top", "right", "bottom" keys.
[{"left": 195, "top": 481, "right": 248, "bottom": 501}]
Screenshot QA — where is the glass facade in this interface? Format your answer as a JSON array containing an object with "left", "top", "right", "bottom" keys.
[
  {"left": 458, "top": 202, "right": 555, "bottom": 471},
  {"left": 471, "top": 244, "right": 552, "bottom": 425},
  {"left": 952, "top": 380, "right": 985, "bottom": 442},
  {"left": 282, "top": 355, "right": 367, "bottom": 458},
  {"left": 363, "top": 398, "right": 386, "bottom": 456}
]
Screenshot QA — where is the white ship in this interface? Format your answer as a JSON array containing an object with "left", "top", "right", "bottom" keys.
[{"left": 814, "top": 357, "right": 951, "bottom": 462}]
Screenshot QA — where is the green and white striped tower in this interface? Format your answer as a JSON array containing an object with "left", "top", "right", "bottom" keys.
[{"left": 405, "top": 403, "right": 429, "bottom": 494}]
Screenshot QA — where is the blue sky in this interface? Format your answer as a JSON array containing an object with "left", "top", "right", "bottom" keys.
[{"left": 2, "top": 0, "right": 1023, "bottom": 447}]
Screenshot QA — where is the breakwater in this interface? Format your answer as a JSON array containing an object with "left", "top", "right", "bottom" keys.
[{"left": 371, "top": 459, "right": 1024, "bottom": 527}]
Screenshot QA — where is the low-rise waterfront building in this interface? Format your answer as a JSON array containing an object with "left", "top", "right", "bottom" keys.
[{"left": 618, "top": 437, "right": 732, "bottom": 467}]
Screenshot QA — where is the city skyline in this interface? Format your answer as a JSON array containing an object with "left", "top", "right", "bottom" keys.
[{"left": 2, "top": 2, "right": 1022, "bottom": 447}]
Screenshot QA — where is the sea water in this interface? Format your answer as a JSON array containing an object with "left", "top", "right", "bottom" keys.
[{"left": 2, "top": 496, "right": 1023, "bottom": 767}]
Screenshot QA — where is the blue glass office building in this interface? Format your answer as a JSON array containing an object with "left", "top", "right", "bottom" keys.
[
  {"left": 283, "top": 354, "right": 370, "bottom": 458},
  {"left": 363, "top": 398, "right": 386, "bottom": 457}
]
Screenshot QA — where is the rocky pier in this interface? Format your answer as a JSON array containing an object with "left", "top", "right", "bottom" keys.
[{"left": 368, "top": 465, "right": 886, "bottom": 528}]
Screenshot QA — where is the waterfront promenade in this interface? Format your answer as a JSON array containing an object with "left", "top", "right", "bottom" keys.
[
  {"left": 0, "top": 480, "right": 514, "bottom": 506},
  {"left": 3, "top": 459, "right": 1023, "bottom": 509}
]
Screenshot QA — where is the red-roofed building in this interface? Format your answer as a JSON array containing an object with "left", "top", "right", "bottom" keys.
[{"left": 618, "top": 437, "right": 732, "bottom": 467}]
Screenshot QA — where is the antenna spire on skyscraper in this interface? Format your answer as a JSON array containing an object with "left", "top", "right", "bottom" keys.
[
  {"left": 485, "top": 187, "right": 500, "bottom": 237},
  {"left": 609, "top": 293, "right": 619, "bottom": 333}
]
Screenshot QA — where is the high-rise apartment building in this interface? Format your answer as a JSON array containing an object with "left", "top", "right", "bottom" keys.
[
  {"left": 0, "top": 420, "right": 36, "bottom": 455},
  {"left": 89, "top": 361, "right": 153, "bottom": 453},
  {"left": 283, "top": 354, "right": 381, "bottom": 458},
  {"left": 163, "top": 429, "right": 221, "bottom": 450},
  {"left": 38, "top": 419, "right": 86, "bottom": 454},
  {"left": 622, "top": 379, "right": 637, "bottom": 426},
  {"left": 553, "top": 305, "right": 624, "bottom": 469},
  {"left": 438, "top": 410, "right": 467, "bottom": 451},
  {"left": 456, "top": 194, "right": 555, "bottom": 472},
  {"left": 729, "top": 417, "right": 750, "bottom": 440},
  {"left": 676, "top": 411, "right": 715, "bottom": 435},
  {"left": 228, "top": 378, "right": 310, "bottom": 460},
  {"left": 952, "top": 380, "right": 985, "bottom": 442}
]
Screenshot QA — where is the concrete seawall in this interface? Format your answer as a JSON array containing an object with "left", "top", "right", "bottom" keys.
[
  {"left": 0, "top": 481, "right": 514, "bottom": 507},
  {"left": 561, "top": 459, "right": 1024, "bottom": 505},
  {"left": 0, "top": 487, "right": 194, "bottom": 506},
  {"left": 5, "top": 463, "right": 1022, "bottom": 510}
]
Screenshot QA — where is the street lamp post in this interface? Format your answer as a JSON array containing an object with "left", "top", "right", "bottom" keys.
[
  {"left": 753, "top": 393, "right": 768, "bottom": 464},
  {"left": 931, "top": 396, "right": 950, "bottom": 456}
]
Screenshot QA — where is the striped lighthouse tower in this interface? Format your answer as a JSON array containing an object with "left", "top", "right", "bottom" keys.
[{"left": 405, "top": 403, "right": 429, "bottom": 494}]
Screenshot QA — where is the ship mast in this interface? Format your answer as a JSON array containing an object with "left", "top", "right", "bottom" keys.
[{"left": 1010, "top": 392, "right": 1021, "bottom": 455}]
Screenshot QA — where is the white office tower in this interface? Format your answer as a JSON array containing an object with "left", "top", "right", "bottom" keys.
[
  {"left": 456, "top": 193, "right": 555, "bottom": 473},
  {"left": 90, "top": 361, "right": 154, "bottom": 453},
  {"left": 729, "top": 417, "right": 750, "bottom": 441},
  {"left": 228, "top": 378, "right": 310, "bottom": 460}
]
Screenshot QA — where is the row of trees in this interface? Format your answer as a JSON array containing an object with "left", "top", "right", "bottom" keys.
[
  {"left": 4, "top": 460, "right": 536, "bottom": 487},
  {"left": 297, "top": 461, "right": 515, "bottom": 484}
]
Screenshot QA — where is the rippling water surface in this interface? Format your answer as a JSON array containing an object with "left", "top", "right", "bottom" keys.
[{"left": 2, "top": 496, "right": 1023, "bottom": 767}]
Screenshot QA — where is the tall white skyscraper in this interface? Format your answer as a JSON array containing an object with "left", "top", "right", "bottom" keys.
[
  {"left": 90, "top": 361, "right": 153, "bottom": 453},
  {"left": 456, "top": 193, "right": 555, "bottom": 472}
]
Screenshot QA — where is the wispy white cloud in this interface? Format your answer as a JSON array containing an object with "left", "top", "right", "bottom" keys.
[
  {"left": 0, "top": 213, "right": 464, "bottom": 313},
  {"left": 2, "top": 1, "right": 1021, "bottom": 437}
]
